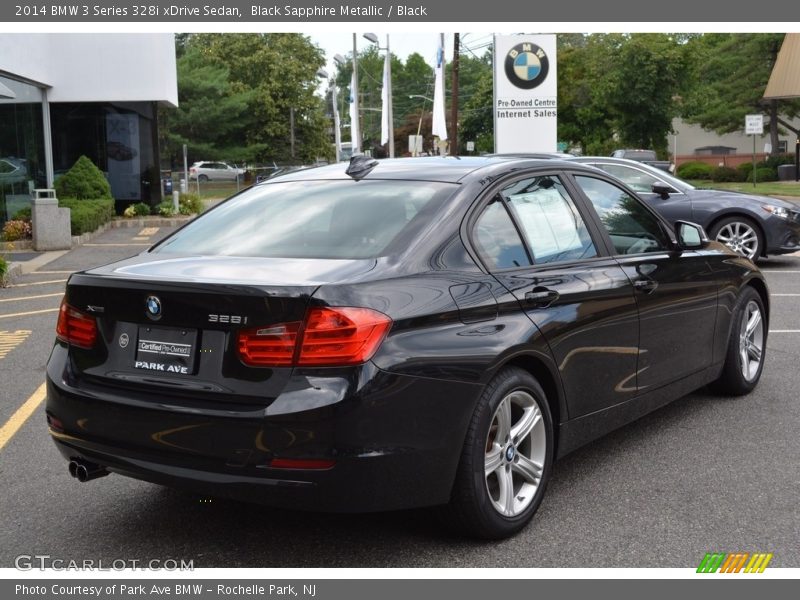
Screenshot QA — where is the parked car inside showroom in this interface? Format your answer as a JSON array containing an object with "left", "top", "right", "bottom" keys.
[
  {"left": 570, "top": 156, "right": 800, "bottom": 261},
  {"left": 47, "top": 156, "right": 768, "bottom": 539}
]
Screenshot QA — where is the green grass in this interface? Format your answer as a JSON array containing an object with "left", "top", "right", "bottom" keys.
[
  {"left": 182, "top": 180, "right": 253, "bottom": 201},
  {"left": 687, "top": 180, "right": 800, "bottom": 198}
]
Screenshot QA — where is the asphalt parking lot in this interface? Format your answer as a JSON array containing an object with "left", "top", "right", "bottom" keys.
[{"left": 1, "top": 226, "right": 798, "bottom": 569}]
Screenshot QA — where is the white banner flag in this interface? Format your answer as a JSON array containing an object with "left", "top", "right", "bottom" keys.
[
  {"left": 432, "top": 38, "right": 448, "bottom": 141},
  {"left": 349, "top": 68, "right": 360, "bottom": 154}
]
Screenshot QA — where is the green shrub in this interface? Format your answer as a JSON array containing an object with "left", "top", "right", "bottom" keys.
[
  {"left": 179, "top": 192, "right": 204, "bottom": 215},
  {"left": 737, "top": 162, "right": 754, "bottom": 180},
  {"left": 710, "top": 166, "right": 740, "bottom": 182},
  {"left": 0, "top": 256, "right": 7, "bottom": 281},
  {"left": 133, "top": 202, "right": 151, "bottom": 217},
  {"left": 157, "top": 201, "right": 176, "bottom": 217},
  {"left": 676, "top": 161, "right": 713, "bottom": 180},
  {"left": 12, "top": 207, "right": 32, "bottom": 221},
  {"left": 762, "top": 153, "right": 795, "bottom": 169},
  {"left": 55, "top": 156, "right": 112, "bottom": 200},
  {"left": 2, "top": 220, "right": 32, "bottom": 241},
  {"left": 753, "top": 167, "right": 778, "bottom": 182},
  {"left": 58, "top": 198, "right": 115, "bottom": 235}
]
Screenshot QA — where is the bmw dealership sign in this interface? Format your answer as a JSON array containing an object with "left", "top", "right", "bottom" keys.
[{"left": 494, "top": 34, "right": 557, "bottom": 153}]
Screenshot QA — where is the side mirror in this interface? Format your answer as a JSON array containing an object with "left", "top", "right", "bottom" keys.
[
  {"left": 652, "top": 182, "right": 677, "bottom": 199},
  {"left": 675, "top": 220, "right": 709, "bottom": 250}
]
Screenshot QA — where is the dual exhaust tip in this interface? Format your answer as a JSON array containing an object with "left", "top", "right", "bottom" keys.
[{"left": 68, "top": 458, "right": 109, "bottom": 482}]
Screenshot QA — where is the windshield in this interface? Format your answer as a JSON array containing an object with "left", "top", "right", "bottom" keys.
[
  {"left": 584, "top": 160, "right": 696, "bottom": 193},
  {"left": 153, "top": 179, "right": 456, "bottom": 260}
]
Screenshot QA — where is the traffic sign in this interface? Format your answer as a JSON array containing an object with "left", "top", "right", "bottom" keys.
[{"left": 745, "top": 114, "right": 763, "bottom": 135}]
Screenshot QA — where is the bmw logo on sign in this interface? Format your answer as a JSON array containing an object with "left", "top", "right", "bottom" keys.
[
  {"left": 504, "top": 42, "right": 549, "bottom": 90},
  {"left": 145, "top": 295, "right": 162, "bottom": 320}
]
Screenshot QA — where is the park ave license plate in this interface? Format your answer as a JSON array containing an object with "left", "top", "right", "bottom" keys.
[{"left": 134, "top": 326, "right": 197, "bottom": 375}]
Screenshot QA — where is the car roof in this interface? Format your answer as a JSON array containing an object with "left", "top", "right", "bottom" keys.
[{"left": 259, "top": 156, "right": 587, "bottom": 184}]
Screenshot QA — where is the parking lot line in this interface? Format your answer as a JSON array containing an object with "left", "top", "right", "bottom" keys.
[
  {"left": 0, "top": 382, "right": 45, "bottom": 452},
  {"left": 0, "top": 292, "right": 62, "bottom": 303},
  {"left": 82, "top": 243, "right": 150, "bottom": 247},
  {"left": 33, "top": 270, "right": 74, "bottom": 275},
  {"left": 0, "top": 308, "right": 59, "bottom": 319},
  {"left": 769, "top": 330, "right": 800, "bottom": 333},
  {"left": 770, "top": 293, "right": 800, "bottom": 297},
  {"left": 10, "top": 279, "right": 67, "bottom": 288},
  {"left": 761, "top": 270, "right": 800, "bottom": 274},
  {"left": 0, "top": 330, "right": 31, "bottom": 359}
]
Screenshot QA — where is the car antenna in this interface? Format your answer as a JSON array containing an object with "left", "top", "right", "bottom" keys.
[{"left": 345, "top": 155, "right": 378, "bottom": 181}]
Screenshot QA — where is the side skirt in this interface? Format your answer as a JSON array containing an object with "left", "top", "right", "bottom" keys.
[{"left": 556, "top": 363, "right": 724, "bottom": 459}]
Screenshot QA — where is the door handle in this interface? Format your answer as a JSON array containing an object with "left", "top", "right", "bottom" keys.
[
  {"left": 525, "top": 288, "right": 560, "bottom": 307},
  {"left": 634, "top": 279, "right": 659, "bottom": 293}
]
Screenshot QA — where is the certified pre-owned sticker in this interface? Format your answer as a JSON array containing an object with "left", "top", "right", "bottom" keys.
[{"left": 137, "top": 339, "right": 192, "bottom": 358}]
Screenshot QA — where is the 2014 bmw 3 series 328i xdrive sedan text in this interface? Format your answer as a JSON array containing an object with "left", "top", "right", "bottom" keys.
[{"left": 47, "top": 156, "right": 769, "bottom": 539}]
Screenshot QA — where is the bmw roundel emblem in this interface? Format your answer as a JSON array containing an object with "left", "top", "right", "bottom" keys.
[
  {"left": 505, "top": 42, "right": 549, "bottom": 90},
  {"left": 145, "top": 295, "right": 162, "bottom": 320}
]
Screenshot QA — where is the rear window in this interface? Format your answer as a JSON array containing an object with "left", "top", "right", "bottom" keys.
[{"left": 153, "top": 180, "right": 456, "bottom": 259}]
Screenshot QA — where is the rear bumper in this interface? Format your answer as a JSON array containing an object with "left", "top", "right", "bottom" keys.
[{"left": 45, "top": 346, "right": 482, "bottom": 512}]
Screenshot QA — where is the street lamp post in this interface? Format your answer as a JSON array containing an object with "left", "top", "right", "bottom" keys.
[
  {"left": 364, "top": 33, "right": 394, "bottom": 158},
  {"left": 334, "top": 38, "right": 361, "bottom": 155},
  {"left": 317, "top": 68, "right": 341, "bottom": 162}
]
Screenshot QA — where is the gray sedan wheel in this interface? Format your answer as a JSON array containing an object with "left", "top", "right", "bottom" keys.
[{"left": 710, "top": 217, "right": 763, "bottom": 260}]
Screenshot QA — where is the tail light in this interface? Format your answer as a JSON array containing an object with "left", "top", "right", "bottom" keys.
[
  {"left": 237, "top": 321, "right": 301, "bottom": 366},
  {"left": 56, "top": 299, "right": 97, "bottom": 349},
  {"left": 238, "top": 306, "right": 391, "bottom": 368}
]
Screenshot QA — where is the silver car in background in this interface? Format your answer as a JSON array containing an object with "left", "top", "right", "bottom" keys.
[{"left": 188, "top": 161, "right": 245, "bottom": 182}]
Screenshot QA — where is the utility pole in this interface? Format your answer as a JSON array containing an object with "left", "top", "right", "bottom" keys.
[
  {"left": 450, "top": 33, "right": 460, "bottom": 156},
  {"left": 289, "top": 107, "right": 295, "bottom": 159}
]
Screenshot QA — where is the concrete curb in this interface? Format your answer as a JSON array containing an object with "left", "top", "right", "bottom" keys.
[{"left": 3, "top": 217, "right": 191, "bottom": 285}]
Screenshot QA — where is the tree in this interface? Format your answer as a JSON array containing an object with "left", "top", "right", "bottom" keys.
[
  {"left": 160, "top": 34, "right": 332, "bottom": 165},
  {"left": 159, "top": 46, "right": 257, "bottom": 164},
  {"left": 603, "top": 34, "right": 689, "bottom": 156},
  {"left": 557, "top": 34, "right": 688, "bottom": 157},
  {"left": 680, "top": 34, "right": 800, "bottom": 154}
]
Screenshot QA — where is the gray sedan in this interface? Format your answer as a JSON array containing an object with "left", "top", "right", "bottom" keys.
[{"left": 571, "top": 156, "right": 800, "bottom": 260}]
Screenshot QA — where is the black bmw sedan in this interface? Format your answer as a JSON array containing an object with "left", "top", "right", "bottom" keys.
[
  {"left": 46, "top": 156, "right": 768, "bottom": 539},
  {"left": 571, "top": 156, "right": 800, "bottom": 261}
]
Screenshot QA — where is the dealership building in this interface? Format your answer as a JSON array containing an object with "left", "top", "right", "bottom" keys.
[{"left": 0, "top": 34, "right": 178, "bottom": 224}]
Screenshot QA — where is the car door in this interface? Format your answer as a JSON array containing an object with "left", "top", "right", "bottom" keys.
[
  {"left": 569, "top": 174, "right": 718, "bottom": 392},
  {"left": 587, "top": 161, "right": 694, "bottom": 225},
  {"left": 472, "top": 172, "right": 641, "bottom": 419}
]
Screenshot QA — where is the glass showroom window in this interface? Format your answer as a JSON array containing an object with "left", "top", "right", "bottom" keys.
[{"left": 0, "top": 75, "right": 45, "bottom": 225}]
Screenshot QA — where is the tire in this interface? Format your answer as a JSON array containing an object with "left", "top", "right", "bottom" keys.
[
  {"left": 446, "top": 367, "right": 554, "bottom": 539},
  {"left": 709, "top": 216, "right": 763, "bottom": 261},
  {"left": 198, "top": 174, "right": 209, "bottom": 182},
  {"left": 710, "top": 286, "right": 767, "bottom": 396}
]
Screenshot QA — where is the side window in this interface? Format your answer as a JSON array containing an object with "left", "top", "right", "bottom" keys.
[
  {"left": 574, "top": 175, "right": 669, "bottom": 255},
  {"left": 473, "top": 199, "right": 531, "bottom": 269},
  {"left": 593, "top": 163, "right": 663, "bottom": 194},
  {"left": 502, "top": 176, "right": 597, "bottom": 264}
]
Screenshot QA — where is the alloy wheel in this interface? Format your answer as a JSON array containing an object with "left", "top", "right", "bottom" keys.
[
  {"left": 715, "top": 221, "right": 759, "bottom": 259},
  {"left": 739, "top": 300, "right": 764, "bottom": 382},
  {"left": 484, "top": 390, "right": 546, "bottom": 517}
]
